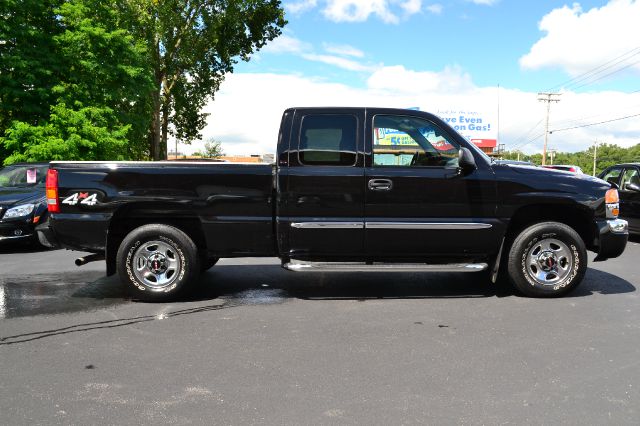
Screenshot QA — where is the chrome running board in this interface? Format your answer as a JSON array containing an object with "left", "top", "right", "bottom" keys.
[{"left": 283, "top": 260, "right": 488, "bottom": 273}]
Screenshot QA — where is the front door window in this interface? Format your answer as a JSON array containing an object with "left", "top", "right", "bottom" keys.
[{"left": 373, "top": 115, "right": 460, "bottom": 168}]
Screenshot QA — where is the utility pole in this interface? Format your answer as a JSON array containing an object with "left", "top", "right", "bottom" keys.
[
  {"left": 592, "top": 140, "right": 599, "bottom": 176},
  {"left": 538, "top": 92, "right": 561, "bottom": 166}
]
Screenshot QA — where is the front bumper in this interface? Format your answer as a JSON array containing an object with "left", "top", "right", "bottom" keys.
[
  {"left": 0, "top": 219, "right": 35, "bottom": 243},
  {"left": 594, "top": 218, "right": 628, "bottom": 261}
]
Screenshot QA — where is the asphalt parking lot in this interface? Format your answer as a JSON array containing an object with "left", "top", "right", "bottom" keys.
[{"left": 1, "top": 239, "right": 640, "bottom": 425}]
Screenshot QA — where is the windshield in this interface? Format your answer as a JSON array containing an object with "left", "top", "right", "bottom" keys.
[{"left": 0, "top": 164, "right": 49, "bottom": 188}]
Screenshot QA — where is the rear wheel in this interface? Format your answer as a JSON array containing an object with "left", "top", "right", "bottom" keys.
[
  {"left": 507, "top": 222, "right": 587, "bottom": 297},
  {"left": 116, "top": 224, "right": 200, "bottom": 301}
]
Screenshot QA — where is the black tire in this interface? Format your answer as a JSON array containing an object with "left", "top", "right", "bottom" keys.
[
  {"left": 201, "top": 257, "right": 219, "bottom": 272},
  {"left": 507, "top": 221, "right": 587, "bottom": 297},
  {"left": 116, "top": 224, "right": 200, "bottom": 301}
]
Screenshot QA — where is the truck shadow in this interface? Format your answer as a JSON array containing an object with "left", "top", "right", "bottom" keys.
[
  {"left": 0, "top": 244, "right": 56, "bottom": 254},
  {"left": 0, "top": 264, "right": 633, "bottom": 320},
  {"left": 192, "top": 264, "right": 635, "bottom": 301},
  {"left": 1, "top": 265, "right": 634, "bottom": 345},
  {"left": 199, "top": 266, "right": 496, "bottom": 301}
]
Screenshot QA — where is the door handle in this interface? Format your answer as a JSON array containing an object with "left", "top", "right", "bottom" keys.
[{"left": 368, "top": 178, "right": 393, "bottom": 191}]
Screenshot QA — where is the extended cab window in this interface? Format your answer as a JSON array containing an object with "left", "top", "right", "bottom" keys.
[
  {"left": 373, "top": 115, "right": 459, "bottom": 167},
  {"left": 299, "top": 114, "right": 357, "bottom": 166}
]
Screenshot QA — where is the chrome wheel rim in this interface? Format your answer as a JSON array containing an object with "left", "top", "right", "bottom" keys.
[
  {"left": 132, "top": 240, "right": 181, "bottom": 289},
  {"left": 526, "top": 238, "right": 573, "bottom": 286}
]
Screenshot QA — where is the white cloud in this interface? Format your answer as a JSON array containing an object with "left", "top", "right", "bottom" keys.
[
  {"left": 467, "top": 0, "right": 499, "bottom": 5},
  {"left": 192, "top": 71, "right": 640, "bottom": 157},
  {"left": 285, "top": 0, "right": 318, "bottom": 15},
  {"left": 367, "top": 65, "right": 475, "bottom": 93},
  {"left": 261, "top": 34, "right": 376, "bottom": 72},
  {"left": 260, "top": 34, "right": 311, "bottom": 54},
  {"left": 323, "top": 43, "right": 365, "bottom": 58},
  {"left": 302, "top": 53, "right": 380, "bottom": 71},
  {"left": 285, "top": 0, "right": 427, "bottom": 23},
  {"left": 401, "top": 0, "right": 423, "bottom": 15},
  {"left": 322, "top": 0, "right": 423, "bottom": 24},
  {"left": 520, "top": 0, "right": 640, "bottom": 77},
  {"left": 426, "top": 3, "right": 443, "bottom": 15},
  {"left": 323, "top": 0, "right": 398, "bottom": 23}
]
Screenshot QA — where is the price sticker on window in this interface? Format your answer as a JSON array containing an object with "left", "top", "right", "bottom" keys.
[{"left": 27, "top": 168, "right": 37, "bottom": 184}]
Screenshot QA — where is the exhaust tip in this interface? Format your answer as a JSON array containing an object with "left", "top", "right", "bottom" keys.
[{"left": 75, "top": 253, "right": 105, "bottom": 267}]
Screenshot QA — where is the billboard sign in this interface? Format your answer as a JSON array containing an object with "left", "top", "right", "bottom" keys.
[{"left": 434, "top": 108, "right": 497, "bottom": 151}]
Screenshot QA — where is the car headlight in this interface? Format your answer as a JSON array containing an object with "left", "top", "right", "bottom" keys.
[{"left": 3, "top": 203, "right": 35, "bottom": 219}]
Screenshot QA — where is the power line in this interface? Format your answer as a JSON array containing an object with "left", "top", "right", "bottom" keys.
[
  {"left": 546, "top": 101, "right": 640, "bottom": 130},
  {"left": 508, "top": 132, "right": 546, "bottom": 153},
  {"left": 570, "top": 57, "right": 640, "bottom": 91},
  {"left": 549, "top": 46, "right": 640, "bottom": 90},
  {"left": 548, "top": 46, "right": 640, "bottom": 92},
  {"left": 508, "top": 118, "right": 543, "bottom": 147},
  {"left": 549, "top": 112, "right": 640, "bottom": 134}
]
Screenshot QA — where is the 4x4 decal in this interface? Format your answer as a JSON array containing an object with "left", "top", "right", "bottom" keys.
[{"left": 62, "top": 192, "right": 99, "bottom": 206}]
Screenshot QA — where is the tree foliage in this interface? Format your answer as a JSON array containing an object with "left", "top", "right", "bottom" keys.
[
  {"left": 502, "top": 143, "right": 640, "bottom": 175},
  {"left": 0, "top": 0, "right": 286, "bottom": 164},
  {"left": 54, "top": 0, "right": 155, "bottom": 158},
  {"left": 201, "top": 139, "right": 224, "bottom": 158},
  {"left": 132, "top": 0, "right": 286, "bottom": 159},
  {"left": 2, "top": 102, "right": 130, "bottom": 163},
  {"left": 0, "top": 0, "right": 64, "bottom": 160}
]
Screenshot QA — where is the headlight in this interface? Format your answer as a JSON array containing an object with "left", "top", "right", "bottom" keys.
[{"left": 3, "top": 203, "right": 35, "bottom": 219}]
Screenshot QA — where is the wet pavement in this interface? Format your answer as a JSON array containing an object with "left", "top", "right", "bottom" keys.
[{"left": 1, "top": 239, "right": 640, "bottom": 423}]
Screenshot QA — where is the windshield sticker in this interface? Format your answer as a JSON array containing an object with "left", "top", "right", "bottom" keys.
[{"left": 27, "top": 168, "right": 37, "bottom": 184}]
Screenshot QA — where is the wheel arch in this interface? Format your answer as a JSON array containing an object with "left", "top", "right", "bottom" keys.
[
  {"left": 504, "top": 203, "right": 596, "bottom": 252},
  {"left": 106, "top": 202, "right": 207, "bottom": 276}
]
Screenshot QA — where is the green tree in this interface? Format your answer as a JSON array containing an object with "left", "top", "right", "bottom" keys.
[
  {"left": 500, "top": 142, "right": 640, "bottom": 176},
  {"left": 202, "top": 139, "right": 224, "bottom": 158},
  {"left": 0, "top": 0, "right": 64, "bottom": 160},
  {"left": 54, "top": 0, "right": 155, "bottom": 159},
  {"left": 2, "top": 102, "right": 130, "bottom": 164},
  {"left": 1, "top": 0, "right": 155, "bottom": 164},
  {"left": 129, "top": 0, "right": 286, "bottom": 160}
]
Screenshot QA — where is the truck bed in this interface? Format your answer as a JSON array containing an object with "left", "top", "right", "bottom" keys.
[{"left": 49, "top": 161, "right": 277, "bottom": 257}]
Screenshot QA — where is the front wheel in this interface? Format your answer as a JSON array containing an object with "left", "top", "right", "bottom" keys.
[
  {"left": 507, "top": 222, "right": 587, "bottom": 297},
  {"left": 116, "top": 224, "right": 200, "bottom": 301}
]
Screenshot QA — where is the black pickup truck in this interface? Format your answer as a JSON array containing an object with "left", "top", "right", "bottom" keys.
[{"left": 38, "top": 107, "right": 628, "bottom": 300}]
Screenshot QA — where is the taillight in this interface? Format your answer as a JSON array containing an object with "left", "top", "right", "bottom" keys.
[
  {"left": 605, "top": 188, "right": 619, "bottom": 218},
  {"left": 569, "top": 167, "right": 576, "bottom": 172},
  {"left": 46, "top": 169, "right": 60, "bottom": 213}
]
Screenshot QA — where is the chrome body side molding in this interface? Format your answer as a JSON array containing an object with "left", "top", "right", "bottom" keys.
[
  {"left": 283, "top": 260, "right": 488, "bottom": 273},
  {"left": 290, "top": 222, "right": 364, "bottom": 229},
  {"left": 365, "top": 222, "right": 492, "bottom": 230},
  {"left": 289, "top": 221, "right": 492, "bottom": 230}
]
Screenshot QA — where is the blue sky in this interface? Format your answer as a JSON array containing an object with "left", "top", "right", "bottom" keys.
[
  {"left": 236, "top": 0, "right": 638, "bottom": 92},
  {"left": 189, "top": 1, "right": 640, "bottom": 157}
]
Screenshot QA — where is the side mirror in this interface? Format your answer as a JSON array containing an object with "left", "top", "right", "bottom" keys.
[
  {"left": 458, "top": 147, "right": 476, "bottom": 174},
  {"left": 627, "top": 183, "right": 640, "bottom": 192}
]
